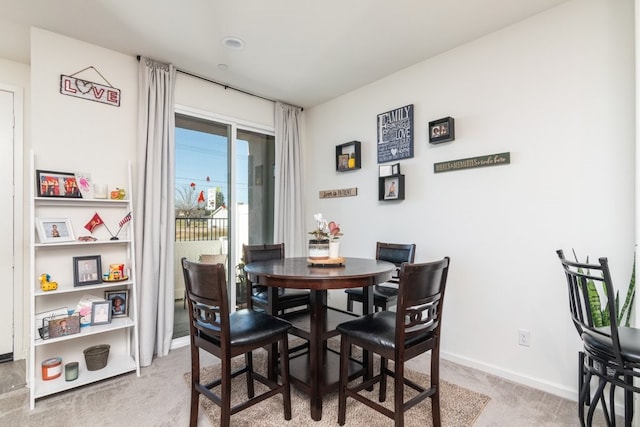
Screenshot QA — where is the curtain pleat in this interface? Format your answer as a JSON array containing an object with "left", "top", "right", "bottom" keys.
[
  {"left": 274, "top": 102, "right": 306, "bottom": 255},
  {"left": 136, "top": 57, "right": 176, "bottom": 366}
]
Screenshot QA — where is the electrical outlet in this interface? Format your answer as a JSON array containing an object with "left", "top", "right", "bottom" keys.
[{"left": 518, "top": 329, "right": 531, "bottom": 347}]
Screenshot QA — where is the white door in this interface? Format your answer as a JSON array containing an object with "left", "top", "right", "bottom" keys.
[{"left": 0, "top": 89, "right": 14, "bottom": 358}]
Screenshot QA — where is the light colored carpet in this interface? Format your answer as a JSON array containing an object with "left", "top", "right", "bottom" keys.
[{"left": 184, "top": 351, "right": 490, "bottom": 426}]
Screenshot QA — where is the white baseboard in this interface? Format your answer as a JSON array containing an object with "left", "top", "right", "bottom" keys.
[{"left": 441, "top": 350, "right": 577, "bottom": 402}]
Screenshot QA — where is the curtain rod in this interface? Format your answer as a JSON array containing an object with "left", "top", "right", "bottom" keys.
[{"left": 136, "top": 55, "right": 303, "bottom": 111}]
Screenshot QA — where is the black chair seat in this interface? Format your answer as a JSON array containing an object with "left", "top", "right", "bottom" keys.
[
  {"left": 337, "top": 311, "right": 434, "bottom": 350},
  {"left": 198, "top": 309, "right": 292, "bottom": 347},
  {"left": 583, "top": 327, "right": 640, "bottom": 364},
  {"left": 345, "top": 242, "right": 415, "bottom": 312},
  {"left": 253, "top": 287, "right": 310, "bottom": 304},
  {"left": 345, "top": 284, "right": 397, "bottom": 298}
]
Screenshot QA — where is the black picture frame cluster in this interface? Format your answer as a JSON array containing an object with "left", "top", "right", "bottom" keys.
[{"left": 336, "top": 141, "right": 361, "bottom": 171}]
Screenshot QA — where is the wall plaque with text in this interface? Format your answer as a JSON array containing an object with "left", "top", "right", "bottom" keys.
[{"left": 434, "top": 152, "right": 510, "bottom": 173}]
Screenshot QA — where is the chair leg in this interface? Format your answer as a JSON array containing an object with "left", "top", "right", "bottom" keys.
[
  {"left": 394, "top": 361, "right": 404, "bottom": 427},
  {"left": 431, "top": 347, "right": 442, "bottom": 427},
  {"left": 346, "top": 294, "right": 354, "bottom": 311},
  {"left": 220, "top": 358, "right": 232, "bottom": 427},
  {"left": 624, "top": 375, "right": 634, "bottom": 427},
  {"left": 245, "top": 352, "right": 255, "bottom": 398},
  {"left": 280, "top": 334, "right": 292, "bottom": 420},
  {"left": 379, "top": 357, "right": 388, "bottom": 402},
  {"left": 190, "top": 346, "right": 200, "bottom": 427},
  {"left": 338, "top": 336, "right": 350, "bottom": 426}
]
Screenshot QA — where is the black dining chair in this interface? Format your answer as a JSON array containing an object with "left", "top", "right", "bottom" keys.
[
  {"left": 181, "top": 258, "right": 292, "bottom": 427},
  {"left": 557, "top": 249, "right": 640, "bottom": 426},
  {"left": 345, "top": 242, "right": 416, "bottom": 312},
  {"left": 242, "top": 243, "right": 311, "bottom": 317},
  {"left": 337, "top": 257, "right": 450, "bottom": 427}
]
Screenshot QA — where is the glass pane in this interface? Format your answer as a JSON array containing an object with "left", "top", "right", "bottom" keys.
[
  {"left": 235, "top": 129, "right": 275, "bottom": 308},
  {"left": 173, "top": 114, "right": 229, "bottom": 339}
]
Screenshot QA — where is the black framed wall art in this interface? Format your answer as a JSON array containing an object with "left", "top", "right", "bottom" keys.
[{"left": 377, "top": 104, "right": 414, "bottom": 163}]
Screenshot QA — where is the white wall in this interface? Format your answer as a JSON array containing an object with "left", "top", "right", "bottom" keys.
[{"left": 304, "top": 0, "right": 635, "bottom": 399}]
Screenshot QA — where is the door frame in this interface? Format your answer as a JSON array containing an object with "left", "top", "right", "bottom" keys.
[{"left": 0, "top": 83, "right": 24, "bottom": 361}]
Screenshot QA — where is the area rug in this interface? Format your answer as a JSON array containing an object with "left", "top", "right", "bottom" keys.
[{"left": 183, "top": 351, "right": 490, "bottom": 426}]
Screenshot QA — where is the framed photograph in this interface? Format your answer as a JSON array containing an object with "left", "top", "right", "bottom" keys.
[
  {"left": 384, "top": 177, "right": 399, "bottom": 200},
  {"left": 429, "top": 116, "right": 455, "bottom": 144},
  {"left": 379, "top": 163, "right": 400, "bottom": 177},
  {"left": 337, "top": 154, "right": 349, "bottom": 171},
  {"left": 105, "top": 290, "right": 129, "bottom": 318},
  {"left": 35, "top": 217, "right": 75, "bottom": 243},
  {"left": 73, "top": 255, "right": 103, "bottom": 286},
  {"left": 91, "top": 301, "right": 112, "bottom": 325},
  {"left": 47, "top": 314, "right": 81, "bottom": 339},
  {"left": 36, "top": 169, "right": 82, "bottom": 198},
  {"left": 335, "top": 141, "right": 361, "bottom": 171},
  {"left": 35, "top": 307, "right": 69, "bottom": 340},
  {"left": 378, "top": 174, "right": 405, "bottom": 201}
]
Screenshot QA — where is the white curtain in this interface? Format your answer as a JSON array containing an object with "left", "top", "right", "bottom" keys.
[
  {"left": 274, "top": 102, "right": 306, "bottom": 256},
  {"left": 136, "top": 57, "right": 176, "bottom": 366}
]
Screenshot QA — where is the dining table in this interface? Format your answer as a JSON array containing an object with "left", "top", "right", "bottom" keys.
[{"left": 244, "top": 256, "right": 395, "bottom": 421}]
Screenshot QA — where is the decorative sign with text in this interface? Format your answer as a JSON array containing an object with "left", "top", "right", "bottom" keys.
[
  {"left": 319, "top": 188, "right": 358, "bottom": 199},
  {"left": 434, "top": 152, "right": 511, "bottom": 173},
  {"left": 377, "top": 104, "right": 413, "bottom": 163},
  {"left": 60, "top": 66, "right": 121, "bottom": 107}
]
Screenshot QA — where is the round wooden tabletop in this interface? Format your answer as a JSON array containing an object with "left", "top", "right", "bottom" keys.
[{"left": 244, "top": 257, "right": 395, "bottom": 290}]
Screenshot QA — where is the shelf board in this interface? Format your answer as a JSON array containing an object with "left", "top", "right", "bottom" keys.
[
  {"left": 35, "top": 280, "right": 132, "bottom": 297},
  {"left": 34, "top": 353, "right": 137, "bottom": 398},
  {"left": 34, "top": 239, "right": 131, "bottom": 249},
  {"left": 35, "top": 197, "right": 129, "bottom": 206}
]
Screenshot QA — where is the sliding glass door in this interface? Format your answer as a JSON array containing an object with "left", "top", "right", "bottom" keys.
[{"left": 173, "top": 111, "right": 274, "bottom": 339}]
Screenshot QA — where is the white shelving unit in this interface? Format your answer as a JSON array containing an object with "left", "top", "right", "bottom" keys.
[{"left": 29, "top": 153, "right": 140, "bottom": 409}]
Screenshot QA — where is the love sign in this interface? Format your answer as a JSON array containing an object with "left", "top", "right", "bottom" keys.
[{"left": 60, "top": 74, "right": 121, "bottom": 107}]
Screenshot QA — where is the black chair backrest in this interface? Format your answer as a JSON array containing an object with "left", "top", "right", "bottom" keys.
[
  {"left": 181, "top": 257, "right": 229, "bottom": 343},
  {"left": 243, "top": 243, "right": 285, "bottom": 263},
  {"left": 396, "top": 257, "right": 450, "bottom": 344},
  {"left": 376, "top": 242, "right": 416, "bottom": 281},
  {"left": 556, "top": 249, "right": 623, "bottom": 366}
]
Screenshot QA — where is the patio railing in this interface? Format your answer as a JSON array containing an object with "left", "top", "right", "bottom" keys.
[{"left": 175, "top": 217, "right": 228, "bottom": 241}]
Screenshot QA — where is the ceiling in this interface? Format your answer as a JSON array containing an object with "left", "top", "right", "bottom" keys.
[{"left": 0, "top": 0, "right": 569, "bottom": 109}]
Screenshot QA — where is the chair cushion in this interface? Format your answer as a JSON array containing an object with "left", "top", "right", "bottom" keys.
[
  {"left": 344, "top": 285, "right": 398, "bottom": 302},
  {"left": 253, "top": 287, "right": 310, "bottom": 303},
  {"left": 198, "top": 309, "right": 291, "bottom": 347},
  {"left": 583, "top": 326, "right": 640, "bottom": 364},
  {"left": 337, "top": 311, "right": 433, "bottom": 350}
]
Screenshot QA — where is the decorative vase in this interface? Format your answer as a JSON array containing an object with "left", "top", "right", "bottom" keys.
[
  {"left": 329, "top": 240, "right": 340, "bottom": 258},
  {"left": 308, "top": 239, "right": 330, "bottom": 260}
]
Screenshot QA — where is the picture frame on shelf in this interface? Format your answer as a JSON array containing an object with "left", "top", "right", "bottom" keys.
[
  {"left": 90, "top": 301, "right": 112, "bottom": 325},
  {"left": 74, "top": 172, "right": 93, "bottom": 199},
  {"left": 384, "top": 177, "right": 399, "bottom": 200},
  {"left": 429, "top": 116, "right": 455, "bottom": 144},
  {"left": 105, "top": 290, "right": 129, "bottom": 318},
  {"left": 35, "top": 307, "right": 69, "bottom": 340},
  {"left": 46, "top": 314, "right": 81, "bottom": 339},
  {"left": 335, "top": 141, "right": 361, "bottom": 171},
  {"left": 378, "top": 174, "right": 405, "bottom": 201},
  {"left": 35, "top": 217, "right": 75, "bottom": 243},
  {"left": 73, "top": 255, "right": 103, "bottom": 286},
  {"left": 36, "top": 169, "right": 82, "bottom": 198},
  {"left": 379, "top": 162, "right": 400, "bottom": 177}
]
